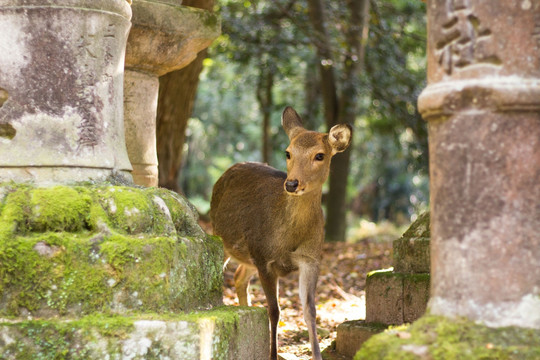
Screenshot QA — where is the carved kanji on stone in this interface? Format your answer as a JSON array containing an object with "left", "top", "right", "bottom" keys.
[
  {"left": 435, "top": 0, "right": 500, "bottom": 74},
  {"left": 533, "top": 13, "right": 540, "bottom": 50}
]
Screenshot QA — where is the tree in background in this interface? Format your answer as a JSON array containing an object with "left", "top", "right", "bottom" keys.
[{"left": 156, "top": 0, "right": 214, "bottom": 193}]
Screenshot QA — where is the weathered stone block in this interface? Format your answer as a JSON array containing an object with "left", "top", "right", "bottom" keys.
[
  {"left": 393, "top": 212, "right": 430, "bottom": 274},
  {"left": 403, "top": 274, "right": 430, "bottom": 323},
  {"left": 0, "top": 307, "right": 269, "bottom": 360},
  {"left": 393, "top": 238, "right": 430, "bottom": 274},
  {"left": 0, "top": 184, "right": 223, "bottom": 317},
  {"left": 336, "top": 320, "right": 386, "bottom": 358},
  {"left": 365, "top": 270, "right": 430, "bottom": 325},
  {"left": 365, "top": 269, "right": 403, "bottom": 325},
  {"left": 0, "top": 0, "right": 133, "bottom": 184}
]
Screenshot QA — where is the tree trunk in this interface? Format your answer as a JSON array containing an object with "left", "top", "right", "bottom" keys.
[
  {"left": 326, "top": 0, "right": 370, "bottom": 242},
  {"left": 306, "top": 0, "right": 338, "bottom": 130},
  {"left": 156, "top": 0, "right": 214, "bottom": 192},
  {"left": 307, "top": 0, "right": 370, "bottom": 242},
  {"left": 256, "top": 67, "right": 274, "bottom": 164}
]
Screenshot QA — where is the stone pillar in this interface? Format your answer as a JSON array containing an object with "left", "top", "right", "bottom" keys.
[
  {"left": 124, "top": 1, "right": 219, "bottom": 187},
  {"left": 418, "top": 0, "right": 540, "bottom": 328},
  {"left": 0, "top": 0, "right": 133, "bottom": 184},
  {"left": 124, "top": 71, "right": 160, "bottom": 186}
]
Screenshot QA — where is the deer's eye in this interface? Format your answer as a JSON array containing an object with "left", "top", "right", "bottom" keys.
[
  {"left": 315, "top": 153, "right": 325, "bottom": 161},
  {"left": 285, "top": 151, "right": 291, "bottom": 160}
]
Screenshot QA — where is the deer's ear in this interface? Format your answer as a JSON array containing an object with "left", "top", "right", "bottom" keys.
[
  {"left": 329, "top": 124, "right": 352, "bottom": 155},
  {"left": 282, "top": 106, "right": 304, "bottom": 139}
]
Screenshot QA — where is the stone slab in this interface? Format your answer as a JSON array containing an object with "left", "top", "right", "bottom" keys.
[
  {"left": 403, "top": 274, "right": 430, "bottom": 323},
  {"left": 365, "top": 270, "right": 430, "bottom": 325},
  {"left": 336, "top": 320, "right": 386, "bottom": 359},
  {"left": 0, "top": 306, "right": 269, "bottom": 360},
  {"left": 365, "top": 269, "right": 403, "bottom": 325}
]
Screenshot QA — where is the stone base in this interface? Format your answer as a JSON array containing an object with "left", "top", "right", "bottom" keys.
[
  {"left": 354, "top": 314, "right": 540, "bottom": 360},
  {"left": 365, "top": 270, "right": 430, "bottom": 325},
  {"left": 336, "top": 320, "right": 386, "bottom": 358},
  {"left": 0, "top": 307, "right": 269, "bottom": 360}
]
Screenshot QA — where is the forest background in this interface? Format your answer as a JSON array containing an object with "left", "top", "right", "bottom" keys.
[{"left": 156, "top": 0, "right": 428, "bottom": 242}]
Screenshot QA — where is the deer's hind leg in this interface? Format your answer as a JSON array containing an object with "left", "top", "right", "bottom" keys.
[{"left": 234, "top": 264, "right": 257, "bottom": 306}]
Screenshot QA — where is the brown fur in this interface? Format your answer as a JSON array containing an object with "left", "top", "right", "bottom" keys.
[{"left": 210, "top": 107, "right": 352, "bottom": 360}]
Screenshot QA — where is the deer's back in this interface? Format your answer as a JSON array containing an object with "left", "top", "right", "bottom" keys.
[{"left": 210, "top": 162, "right": 286, "bottom": 236}]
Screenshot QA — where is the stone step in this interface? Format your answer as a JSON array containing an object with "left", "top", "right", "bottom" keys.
[
  {"left": 335, "top": 320, "right": 386, "bottom": 358},
  {"left": 392, "top": 212, "right": 430, "bottom": 274},
  {"left": 365, "top": 269, "right": 430, "bottom": 325},
  {"left": 0, "top": 306, "right": 268, "bottom": 360}
]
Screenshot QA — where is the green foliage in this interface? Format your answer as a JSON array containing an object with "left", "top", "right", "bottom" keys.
[{"left": 182, "top": 0, "right": 429, "bottom": 225}]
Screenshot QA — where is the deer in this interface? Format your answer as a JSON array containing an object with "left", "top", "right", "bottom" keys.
[{"left": 210, "top": 106, "right": 352, "bottom": 360}]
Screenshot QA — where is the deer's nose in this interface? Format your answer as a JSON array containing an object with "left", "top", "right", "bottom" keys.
[{"left": 285, "top": 179, "right": 299, "bottom": 193}]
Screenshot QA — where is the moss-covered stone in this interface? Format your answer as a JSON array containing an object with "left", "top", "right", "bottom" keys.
[
  {"left": 0, "top": 184, "right": 223, "bottom": 317},
  {"left": 0, "top": 306, "right": 269, "bottom": 360},
  {"left": 354, "top": 315, "right": 540, "bottom": 360},
  {"left": 393, "top": 211, "right": 430, "bottom": 274}
]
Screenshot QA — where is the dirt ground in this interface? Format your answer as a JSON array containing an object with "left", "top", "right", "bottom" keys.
[{"left": 222, "top": 240, "right": 394, "bottom": 359}]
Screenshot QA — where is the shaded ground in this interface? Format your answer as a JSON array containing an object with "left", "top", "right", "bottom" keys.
[{"left": 222, "top": 240, "right": 394, "bottom": 359}]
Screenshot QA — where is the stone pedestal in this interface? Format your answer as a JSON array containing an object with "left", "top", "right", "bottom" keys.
[
  {"left": 0, "top": 0, "right": 133, "bottom": 184},
  {"left": 124, "top": 0, "right": 220, "bottom": 187},
  {"left": 419, "top": 0, "right": 540, "bottom": 329},
  {"left": 0, "top": 184, "right": 270, "bottom": 359}
]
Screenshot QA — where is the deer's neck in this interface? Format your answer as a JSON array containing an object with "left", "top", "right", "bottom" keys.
[{"left": 283, "top": 189, "right": 323, "bottom": 225}]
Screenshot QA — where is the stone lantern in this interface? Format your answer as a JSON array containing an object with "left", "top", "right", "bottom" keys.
[
  {"left": 354, "top": 1, "right": 540, "bottom": 358},
  {"left": 123, "top": 0, "right": 220, "bottom": 187}
]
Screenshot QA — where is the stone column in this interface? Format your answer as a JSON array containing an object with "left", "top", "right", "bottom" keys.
[
  {"left": 0, "top": 0, "right": 133, "bottom": 184},
  {"left": 124, "top": 1, "right": 219, "bottom": 187},
  {"left": 418, "top": 0, "right": 540, "bottom": 328}
]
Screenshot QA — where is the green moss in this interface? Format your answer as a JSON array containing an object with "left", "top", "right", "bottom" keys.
[
  {"left": 402, "top": 212, "right": 430, "bottom": 239},
  {"left": 354, "top": 315, "right": 540, "bottom": 360},
  {"left": 367, "top": 268, "right": 397, "bottom": 279},
  {"left": 407, "top": 273, "right": 430, "bottom": 284},
  {"left": 28, "top": 187, "right": 93, "bottom": 232},
  {"left": 97, "top": 187, "right": 160, "bottom": 234},
  {"left": 0, "top": 184, "right": 223, "bottom": 317}
]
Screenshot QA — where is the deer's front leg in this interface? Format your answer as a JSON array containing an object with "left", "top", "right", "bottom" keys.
[
  {"left": 258, "top": 268, "right": 280, "bottom": 360},
  {"left": 299, "top": 261, "right": 322, "bottom": 360}
]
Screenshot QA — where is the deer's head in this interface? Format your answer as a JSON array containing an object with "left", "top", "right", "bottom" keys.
[{"left": 282, "top": 106, "right": 352, "bottom": 196}]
